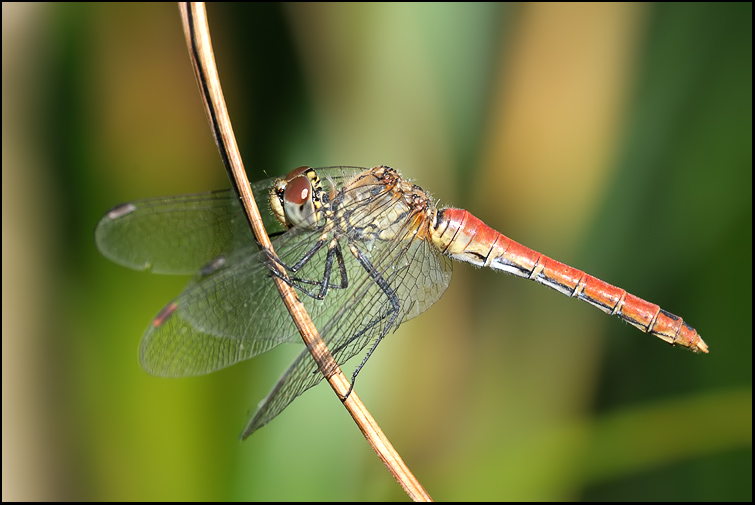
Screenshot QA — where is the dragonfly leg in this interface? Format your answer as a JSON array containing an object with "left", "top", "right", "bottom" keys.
[
  {"left": 328, "top": 242, "right": 401, "bottom": 400},
  {"left": 314, "top": 239, "right": 348, "bottom": 299},
  {"left": 264, "top": 239, "right": 348, "bottom": 300},
  {"left": 263, "top": 239, "right": 325, "bottom": 272}
]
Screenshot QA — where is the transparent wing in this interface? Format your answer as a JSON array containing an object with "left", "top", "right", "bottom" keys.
[
  {"left": 138, "top": 243, "right": 297, "bottom": 376},
  {"left": 94, "top": 186, "right": 274, "bottom": 275}
]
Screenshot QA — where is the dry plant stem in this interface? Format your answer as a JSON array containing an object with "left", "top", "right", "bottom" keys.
[{"left": 177, "top": 3, "right": 432, "bottom": 501}]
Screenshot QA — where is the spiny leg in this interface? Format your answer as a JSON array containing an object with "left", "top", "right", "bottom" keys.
[
  {"left": 326, "top": 242, "right": 401, "bottom": 400},
  {"left": 264, "top": 238, "right": 348, "bottom": 300}
]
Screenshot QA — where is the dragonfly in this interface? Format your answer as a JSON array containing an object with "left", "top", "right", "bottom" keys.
[{"left": 95, "top": 165, "right": 708, "bottom": 438}]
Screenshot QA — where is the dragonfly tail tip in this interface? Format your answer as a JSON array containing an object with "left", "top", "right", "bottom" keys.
[{"left": 696, "top": 337, "right": 709, "bottom": 354}]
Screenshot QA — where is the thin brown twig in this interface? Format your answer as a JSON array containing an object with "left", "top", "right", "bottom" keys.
[{"left": 177, "top": 3, "right": 432, "bottom": 501}]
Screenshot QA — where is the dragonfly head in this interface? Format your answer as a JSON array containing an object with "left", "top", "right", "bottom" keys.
[{"left": 270, "top": 166, "right": 324, "bottom": 229}]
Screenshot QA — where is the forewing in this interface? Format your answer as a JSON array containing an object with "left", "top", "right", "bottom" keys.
[{"left": 94, "top": 180, "right": 282, "bottom": 274}]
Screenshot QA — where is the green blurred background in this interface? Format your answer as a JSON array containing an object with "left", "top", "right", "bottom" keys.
[{"left": 3, "top": 3, "right": 751, "bottom": 500}]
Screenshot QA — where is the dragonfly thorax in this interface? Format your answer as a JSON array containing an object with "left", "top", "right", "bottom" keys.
[{"left": 338, "top": 166, "right": 436, "bottom": 243}]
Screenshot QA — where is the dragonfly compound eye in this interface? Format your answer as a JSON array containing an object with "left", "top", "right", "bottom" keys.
[{"left": 283, "top": 174, "right": 318, "bottom": 229}]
